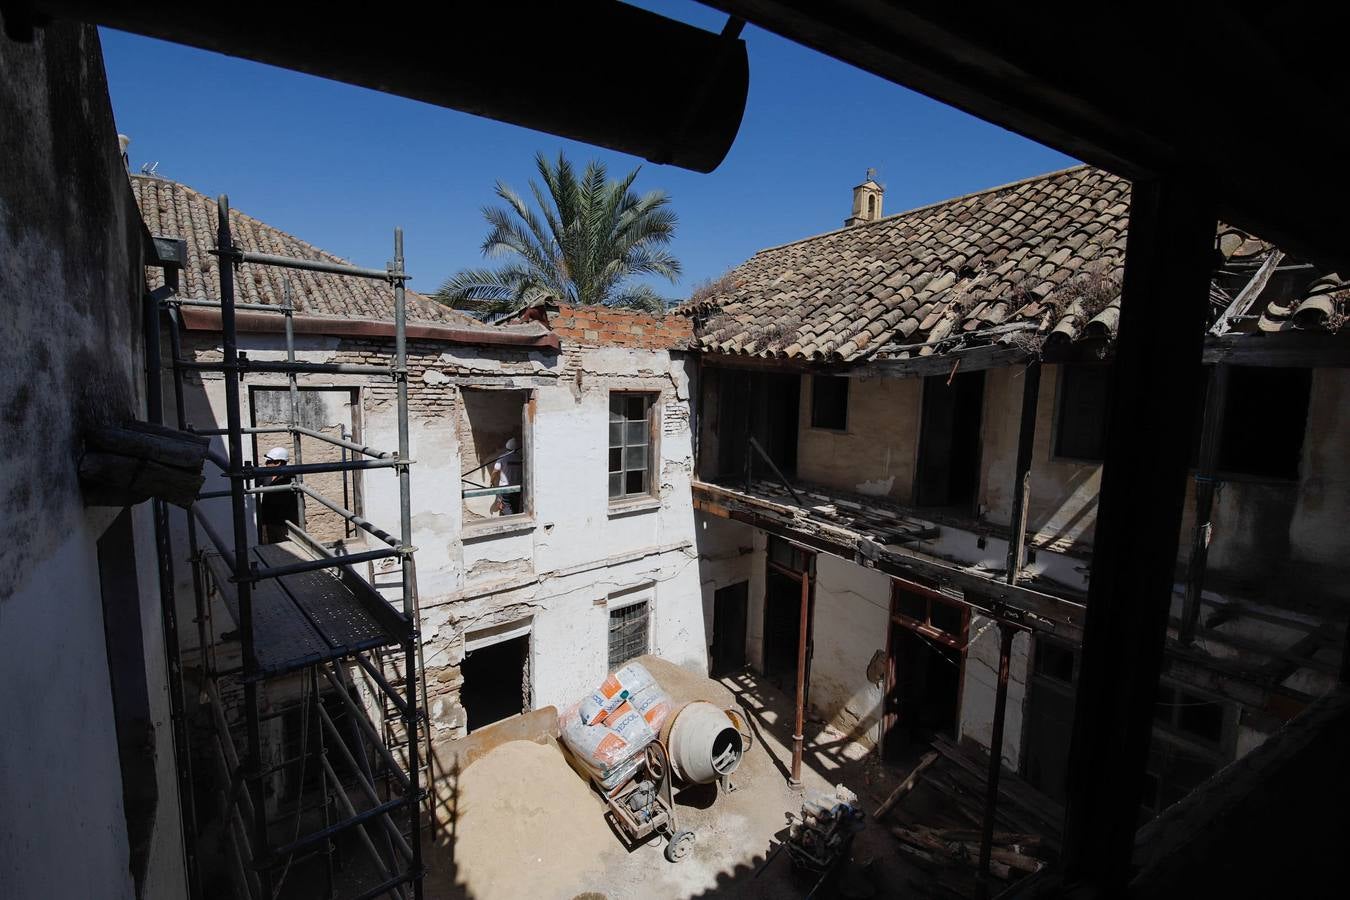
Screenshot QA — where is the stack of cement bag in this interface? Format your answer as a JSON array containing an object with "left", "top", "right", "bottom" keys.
[{"left": 559, "top": 661, "right": 673, "bottom": 790}]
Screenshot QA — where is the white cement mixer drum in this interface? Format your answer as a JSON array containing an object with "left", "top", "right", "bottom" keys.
[{"left": 666, "top": 701, "right": 745, "bottom": 784}]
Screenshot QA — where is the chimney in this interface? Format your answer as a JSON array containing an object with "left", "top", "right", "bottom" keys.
[{"left": 844, "top": 167, "right": 884, "bottom": 227}]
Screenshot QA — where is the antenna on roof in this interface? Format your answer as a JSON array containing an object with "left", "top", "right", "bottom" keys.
[{"left": 140, "top": 161, "right": 160, "bottom": 176}]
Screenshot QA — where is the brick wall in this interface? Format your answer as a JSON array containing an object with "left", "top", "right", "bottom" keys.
[{"left": 548, "top": 304, "right": 692, "bottom": 350}]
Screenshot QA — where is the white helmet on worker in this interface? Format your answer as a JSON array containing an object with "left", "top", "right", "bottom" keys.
[{"left": 264, "top": 447, "right": 290, "bottom": 462}]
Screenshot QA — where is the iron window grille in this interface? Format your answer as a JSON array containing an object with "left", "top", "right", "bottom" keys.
[
  {"left": 608, "top": 601, "right": 650, "bottom": 669},
  {"left": 609, "top": 393, "right": 655, "bottom": 500}
]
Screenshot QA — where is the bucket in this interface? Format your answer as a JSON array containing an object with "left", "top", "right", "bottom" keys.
[{"left": 666, "top": 701, "right": 744, "bottom": 784}]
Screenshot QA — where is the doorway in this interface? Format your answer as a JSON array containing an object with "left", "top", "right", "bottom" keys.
[
  {"left": 711, "top": 582, "right": 749, "bottom": 677},
  {"left": 761, "top": 537, "right": 814, "bottom": 693},
  {"left": 460, "top": 632, "right": 530, "bottom": 733},
  {"left": 882, "top": 580, "right": 967, "bottom": 763},
  {"left": 915, "top": 371, "right": 986, "bottom": 509},
  {"left": 714, "top": 368, "right": 801, "bottom": 480}
]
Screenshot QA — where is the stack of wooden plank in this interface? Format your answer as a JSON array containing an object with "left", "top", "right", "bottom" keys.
[
  {"left": 892, "top": 823, "right": 1043, "bottom": 881},
  {"left": 882, "top": 735, "right": 1063, "bottom": 896}
]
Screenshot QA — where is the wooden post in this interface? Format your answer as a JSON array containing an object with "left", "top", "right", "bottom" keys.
[
  {"left": 1061, "top": 177, "right": 1216, "bottom": 892},
  {"left": 790, "top": 565, "right": 811, "bottom": 788},
  {"left": 1007, "top": 362, "right": 1042, "bottom": 584},
  {"left": 977, "top": 623, "right": 1016, "bottom": 900},
  {"left": 1180, "top": 364, "right": 1228, "bottom": 644}
]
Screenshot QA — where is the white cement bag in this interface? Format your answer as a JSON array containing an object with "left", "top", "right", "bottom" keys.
[{"left": 559, "top": 661, "right": 677, "bottom": 789}]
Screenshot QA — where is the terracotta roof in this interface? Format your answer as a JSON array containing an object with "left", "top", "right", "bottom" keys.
[
  {"left": 685, "top": 166, "right": 1345, "bottom": 362},
  {"left": 131, "top": 174, "right": 476, "bottom": 326}
]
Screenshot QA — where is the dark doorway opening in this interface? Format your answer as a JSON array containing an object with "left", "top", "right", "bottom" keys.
[
  {"left": 882, "top": 583, "right": 966, "bottom": 763},
  {"left": 460, "top": 634, "right": 529, "bottom": 733},
  {"left": 763, "top": 570, "right": 803, "bottom": 689},
  {"left": 711, "top": 581, "right": 749, "bottom": 677},
  {"left": 1023, "top": 638, "right": 1079, "bottom": 805},
  {"left": 915, "top": 370, "right": 986, "bottom": 509},
  {"left": 714, "top": 368, "right": 801, "bottom": 480}
]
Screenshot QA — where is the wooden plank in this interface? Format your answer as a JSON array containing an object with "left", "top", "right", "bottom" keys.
[
  {"left": 1203, "top": 331, "right": 1350, "bottom": 368},
  {"left": 875, "top": 751, "right": 940, "bottom": 819},
  {"left": 693, "top": 481, "right": 1087, "bottom": 642}
]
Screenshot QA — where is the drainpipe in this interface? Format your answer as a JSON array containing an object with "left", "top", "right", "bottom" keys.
[
  {"left": 790, "top": 563, "right": 811, "bottom": 788},
  {"left": 977, "top": 622, "right": 1016, "bottom": 900},
  {"left": 1181, "top": 364, "right": 1228, "bottom": 644}
]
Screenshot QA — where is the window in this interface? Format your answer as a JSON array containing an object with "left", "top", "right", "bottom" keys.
[
  {"left": 1215, "top": 366, "right": 1310, "bottom": 479},
  {"left": 459, "top": 388, "right": 530, "bottom": 522},
  {"left": 1033, "top": 640, "right": 1077, "bottom": 686},
  {"left": 890, "top": 580, "right": 966, "bottom": 642},
  {"left": 608, "top": 600, "right": 651, "bottom": 668},
  {"left": 609, "top": 393, "right": 655, "bottom": 500},
  {"left": 1054, "top": 364, "right": 1111, "bottom": 461},
  {"left": 1154, "top": 682, "right": 1228, "bottom": 750},
  {"left": 810, "top": 375, "right": 849, "bottom": 430}
]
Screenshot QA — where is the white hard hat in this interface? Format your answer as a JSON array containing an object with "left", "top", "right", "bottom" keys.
[
  {"left": 265, "top": 447, "right": 290, "bottom": 462},
  {"left": 505, "top": 438, "right": 519, "bottom": 451}
]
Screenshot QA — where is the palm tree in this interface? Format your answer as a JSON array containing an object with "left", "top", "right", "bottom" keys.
[{"left": 436, "top": 152, "right": 680, "bottom": 316}]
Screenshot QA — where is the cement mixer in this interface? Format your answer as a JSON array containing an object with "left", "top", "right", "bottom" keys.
[{"left": 662, "top": 701, "right": 753, "bottom": 792}]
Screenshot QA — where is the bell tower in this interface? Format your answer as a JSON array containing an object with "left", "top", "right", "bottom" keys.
[{"left": 844, "top": 167, "right": 884, "bottom": 227}]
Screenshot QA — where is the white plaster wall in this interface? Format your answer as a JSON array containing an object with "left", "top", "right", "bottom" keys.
[
  {"left": 0, "top": 507, "right": 183, "bottom": 900},
  {"left": 809, "top": 554, "right": 892, "bottom": 744},
  {"left": 694, "top": 514, "right": 760, "bottom": 665},
  {"left": 958, "top": 615, "right": 1032, "bottom": 771}
]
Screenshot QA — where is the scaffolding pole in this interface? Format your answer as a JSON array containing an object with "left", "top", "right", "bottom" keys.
[{"left": 164, "top": 197, "right": 424, "bottom": 900}]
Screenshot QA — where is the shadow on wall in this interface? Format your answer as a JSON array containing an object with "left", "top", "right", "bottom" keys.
[{"left": 1030, "top": 464, "right": 1099, "bottom": 551}]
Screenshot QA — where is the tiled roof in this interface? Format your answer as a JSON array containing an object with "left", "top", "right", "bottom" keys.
[
  {"left": 131, "top": 174, "right": 476, "bottom": 326},
  {"left": 685, "top": 166, "right": 1345, "bottom": 362}
]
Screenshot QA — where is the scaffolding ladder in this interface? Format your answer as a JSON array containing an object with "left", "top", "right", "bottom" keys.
[{"left": 163, "top": 196, "right": 428, "bottom": 900}]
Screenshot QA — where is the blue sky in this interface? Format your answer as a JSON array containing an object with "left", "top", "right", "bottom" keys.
[{"left": 99, "top": 1, "right": 1075, "bottom": 301}]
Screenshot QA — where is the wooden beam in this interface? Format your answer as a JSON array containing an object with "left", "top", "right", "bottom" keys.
[
  {"left": 1061, "top": 177, "right": 1216, "bottom": 892},
  {"left": 693, "top": 482, "right": 1086, "bottom": 642},
  {"left": 1006, "top": 363, "right": 1041, "bottom": 584},
  {"left": 855, "top": 343, "right": 1030, "bottom": 379},
  {"left": 1180, "top": 364, "right": 1227, "bottom": 644},
  {"left": 1210, "top": 250, "right": 1283, "bottom": 336},
  {"left": 1203, "top": 332, "right": 1350, "bottom": 368}
]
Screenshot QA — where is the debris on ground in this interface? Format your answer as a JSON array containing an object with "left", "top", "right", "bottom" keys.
[{"left": 886, "top": 734, "right": 1060, "bottom": 896}]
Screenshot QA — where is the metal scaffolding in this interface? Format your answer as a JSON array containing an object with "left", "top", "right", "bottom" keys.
[{"left": 161, "top": 196, "right": 426, "bottom": 899}]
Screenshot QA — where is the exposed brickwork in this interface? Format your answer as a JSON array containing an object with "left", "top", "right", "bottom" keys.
[{"left": 548, "top": 304, "right": 692, "bottom": 350}]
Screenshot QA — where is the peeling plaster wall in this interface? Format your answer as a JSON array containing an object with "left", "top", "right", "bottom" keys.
[
  {"left": 797, "top": 374, "right": 922, "bottom": 503},
  {"left": 958, "top": 616, "right": 1032, "bottom": 771},
  {"left": 981, "top": 364, "right": 1101, "bottom": 552},
  {"left": 694, "top": 514, "right": 761, "bottom": 662},
  {"left": 1176, "top": 367, "right": 1350, "bottom": 606},
  {"left": 175, "top": 337, "right": 708, "bottom": 745},
  {"left": 1, "top": 20, "right": 184, "bottom": 899},
  {"left": 808, "top": 554, "right": 891, "bottom": 745}
]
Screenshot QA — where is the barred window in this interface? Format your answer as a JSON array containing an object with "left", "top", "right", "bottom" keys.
[
  {"left": 609, "top": 393, "right": 655, "bottom": 500},
  {"left": 608, "top": 601, "right": 650, "bottom": 669}
]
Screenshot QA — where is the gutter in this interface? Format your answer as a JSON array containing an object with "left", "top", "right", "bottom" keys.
[{"left": 178, "top": 306, "right": 561, "bottom": 351}]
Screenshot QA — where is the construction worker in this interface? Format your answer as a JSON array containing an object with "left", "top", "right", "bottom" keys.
[
  {"left": 489, "top": 437, "right": 522, "bottom": 515},
  {"left": 257, "top": 446, "right": 300, "bottom": 543}
]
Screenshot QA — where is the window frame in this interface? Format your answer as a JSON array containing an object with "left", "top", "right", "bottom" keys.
[
  {"left": 608, "top": 391, "right": 659, "bottom": 504},
  {"left": 809, "top": 374, "right": 850, "bottom": 432},
  {"left": 459, "top": 387, "right": 535, "bottom": 534},
  {"left": 606, "top": 588, "right": 653, "bottom": 669},
  {"left": 1051, "top": 363, "right": 1111, "bottom": 464}
]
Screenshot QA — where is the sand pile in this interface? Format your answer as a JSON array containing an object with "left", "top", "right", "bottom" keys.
[
  {"left": 635, "top": 654, "right": 736, "bottom": 709},
  {"left": 453, "top": 739, "right": 611, "bottom": 899}
]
